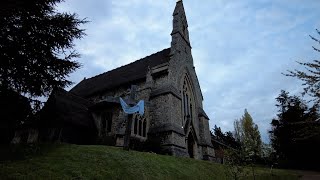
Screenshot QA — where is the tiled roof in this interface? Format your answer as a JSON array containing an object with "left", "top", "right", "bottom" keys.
[{"left": 70, "top": 48, "right": 171, "bottom": 97}]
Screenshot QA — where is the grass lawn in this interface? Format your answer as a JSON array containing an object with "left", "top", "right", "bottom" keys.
[{"left": 0, "top": 144, "right": 299, "bottom": 179}]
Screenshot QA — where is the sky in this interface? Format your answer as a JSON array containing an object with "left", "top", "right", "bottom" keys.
[{"left": 57, "top": 0, "right": 320, "bottom": 143}]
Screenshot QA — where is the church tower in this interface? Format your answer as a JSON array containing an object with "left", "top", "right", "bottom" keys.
[
  {"left": 66, "top": 0, "right": 214, "bottom": 161},
  {"left": 147, "top": 0, "right": 215, "bottom": 160},
  {"left": 171, "top": 0, "right": 191, "bottom": 55}
]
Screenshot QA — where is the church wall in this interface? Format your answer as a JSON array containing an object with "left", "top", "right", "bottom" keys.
[
  {"left": 198, "top": 116, "right": 205, "bottom": 143},
  {"left": 170, "top": 63, "right": 204, "bottom": 146},
  {"left": 88, "top": 80, "right": 145, "bottom": 103},
  {"left": 169, "top": 1, "right": 216, "bottom": 158},
  {"left": 197, "top": 145, "right": 203, "bottom": 159},
  {"left": 148, "top": 88, "right": 189, "bottom": 157},
  {"left": 153, "top": 73, "right": 170, "bottom": 87},
  {"left": 169, "top": 91, "right": 182, "bottom": 127},
  {"left": 169, "top": 31, "right": 203, "bottom": 139},
  {"left": 198, "top": 116, "right": 215, "bottom": 159},
  {"left": 149, "top": 94, "right": 172, "bottom": 129},
  {"left": 174, "top": 62, "right": 203, "bottom": 109},
  {"left": 201, "top": 145, "right": 215, "bottom": 161},
  {"left": 201, "top": 117, "right": 213, "bottom": 145},
  {"left": 88, "top": 80, "right": 153, "bottom": 145},
  {"left": 171, "top": 130, "right": 186, "bottom": 148},
  {"left": 168, "top": 5, "right": 215, "bottom": 159},
  {"left": 112, "top": 107, "right": 124, "bottom": 134},
  {"left": 66, "top": 1, "right": 215, "bottom": 160}
]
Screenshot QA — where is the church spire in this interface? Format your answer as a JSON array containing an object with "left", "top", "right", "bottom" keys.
[{"left": 171, "top": 0, "right": 191, "bottom": 54}]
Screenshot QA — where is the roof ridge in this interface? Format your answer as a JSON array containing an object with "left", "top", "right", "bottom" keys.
[
  {"left": 56, "top": 88, "right": 93, "bottom": 105},
  {"left": 83, "top": 48, "right": 170, "bottom": 82},
  {"left": 70, "top": 47, "right": 171, "bottom": 97}
]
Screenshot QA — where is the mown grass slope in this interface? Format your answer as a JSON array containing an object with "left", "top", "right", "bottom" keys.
[{"left": 0, "top": 144, "right": 299, "bottom": 180}]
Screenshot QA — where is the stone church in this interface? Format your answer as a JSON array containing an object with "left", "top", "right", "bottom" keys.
[{"left": 40, "top": 0, "right": 214, "bottom": 160}]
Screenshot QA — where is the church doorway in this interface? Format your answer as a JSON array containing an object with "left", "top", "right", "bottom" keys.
[{"left": 187, "top": 132, "right": 195, "bottom": 158}]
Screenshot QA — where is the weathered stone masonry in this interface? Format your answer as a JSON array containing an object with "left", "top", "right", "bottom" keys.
[{"left": 41, "top": 0, "right": 214, "bottom": 160}]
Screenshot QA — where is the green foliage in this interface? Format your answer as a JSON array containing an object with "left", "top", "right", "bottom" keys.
[
  {"left": 211, "top": 125, "right": 240, "bottom": 149},
  {"left": 234, "top": 109, "right": 263, "bottom": 163},
  {"left": 270, "top": 90, "right": 320, "bottom": 170},
  {"left": 284, "top": 29, "right": 320, "bottom": 104},
  {"left": 0, "top": 0, "right": 86, "bottom": 98},
  {"left": 213, "top": 125, "right": 224, "bottom": 141},
  {"left": 260, "top": 143, "right": 274, "bottom": 164},
  {"left": 224, "top": 149, "right": 248, "bottom": 180},
  {"left": 0, "top": 144, "right": 299, "bottom": 179}
]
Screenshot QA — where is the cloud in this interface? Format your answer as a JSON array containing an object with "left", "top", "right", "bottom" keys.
[{"left": 56, "top": 0, "right": 320, "bottom": 143}]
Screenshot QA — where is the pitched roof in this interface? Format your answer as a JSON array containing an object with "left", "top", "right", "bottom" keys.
[
  {"left": 40, "top": 88, "right": 95, "bottom": 129},
  {"left": 70, "top": 48, "right": 171, "bottom": 97}
]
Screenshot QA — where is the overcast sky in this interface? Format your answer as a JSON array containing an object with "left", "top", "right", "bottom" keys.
[{"left": 57, "top": 0, "right": 320, "bottom": 143}]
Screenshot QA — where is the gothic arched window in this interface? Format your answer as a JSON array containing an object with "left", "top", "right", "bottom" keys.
[
  {"left": 143, "top": 120, "right": 147, "bottom": 137},
  {"left": 138, "top": 120, "right": 142, "bottom": 136},
  {"left": 181, "top": 75, "right": 195, "bottom": 127},
  {"left": 102, "top": 112, "right": 113, "bottom": 134},
  {"left": 134, "top": 116, "right": 138, "bottom": 134},
  {"left": 133, "top": 114, "right": 147, "bottom": 137}
]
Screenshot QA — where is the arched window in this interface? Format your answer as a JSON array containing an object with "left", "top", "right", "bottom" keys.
[
  {"left": 102, "top": 114, "right": 106, "bottom": 134},
  {"left": 186, "top": 94, "right": 189, "bottom": 116},
  {"left": 106, "top": 112, "right": 112, "bottom": 133},
  {"left": 134, "top": 116, "right": 138, "bottom": 134},
  {"left": 181, "top": 75, "right": 195, "bottom": 127},
  {"left": 183, "top": 91, "right": 186, "bottom": 120},
  {"left": 138, "top": 120, "right": 142, "bottom": 136},
  {"left": 101, "top": 112, "right": 113, "bottom": 134},
  {"left": 133, "top": 114, "right": 147, "bottom": 137},
  {"left": 143, "top": 120, "right": 147, "bottom": 137}
]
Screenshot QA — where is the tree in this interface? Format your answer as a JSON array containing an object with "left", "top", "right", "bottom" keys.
[
  {"left": 211, "top": 125, "right": 240, "bottom": 149},
  {"left": 285, "top": 29, "right": 320, "bottom": 104},
  {"left": 0, "top": 0, "right": 86, "bottom": 143},
  {"left": 234, "top": 109, "right": 262, "bottom": 162},
  {"left": 0, "top": 0, "right": 86, "bottom": 100},
  {"left": 224, "top": 131, "right": 241, "bottom": 150},
  {"left": 212, "top": 125, "right": 224, "bottom": 141},
  {"left": 270, "top": 90, "right": 320, "bottom": 170}
]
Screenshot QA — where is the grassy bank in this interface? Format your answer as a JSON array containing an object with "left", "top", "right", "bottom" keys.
[{"left": 0, "top": 144, "right": 299, "bottom": 179}]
